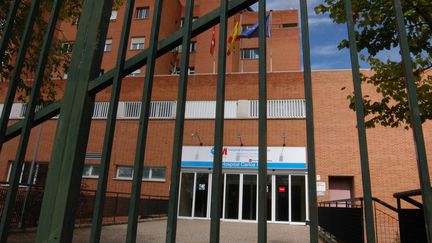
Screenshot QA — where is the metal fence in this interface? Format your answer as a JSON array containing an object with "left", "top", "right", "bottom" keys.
[
  {"left": 0, "top": 183, "right": 168, "bottom": 230},
  {"left": 319, "top": 197, "right": 401, "bottom": 243},
  {"left": 0, "top": 0, "right": 431, "bottom": 243}
]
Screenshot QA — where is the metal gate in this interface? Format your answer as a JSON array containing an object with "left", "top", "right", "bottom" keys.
[{"left": 0, "top": 0, "right": 431, "bottom": 242}]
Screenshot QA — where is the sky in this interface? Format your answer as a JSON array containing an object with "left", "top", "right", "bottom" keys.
[{"left": 250, "top": 0, "right": 401, "bottom": 70}]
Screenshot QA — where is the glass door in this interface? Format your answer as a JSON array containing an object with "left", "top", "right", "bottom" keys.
[
  {"left": 291, "top": 175, "right": 306, "bottom": 222},
  {"left": 241, "top": 174, "right": 257, "bottom": 220},
  {"left": 276, "top": 175, "right": 289, "bottom": 221},
  {"left": 194, "top": 173, "right": 209, "bottom": 218},
  {"left": 224, "top": 174, "right": 240, "bottom": 219},
  {"left": 179, "top": 172, "right": 194, "bottom": 217},
  {"left": 178, "top": 172, "right": 210, "bottom": 218}
]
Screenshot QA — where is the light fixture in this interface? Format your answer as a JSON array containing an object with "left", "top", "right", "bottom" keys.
[
  {"left": 191, "top": 132, "right": 203, "bottom": 146},
  {"left": 236, "top": 133, "right": 243, "bottom": 146},
  {"left": 281, "top": 132, "right": 287, "bottom": 147}
]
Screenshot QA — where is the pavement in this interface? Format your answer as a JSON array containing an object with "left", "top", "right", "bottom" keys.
[{"left": 9, "top": 219, "right": 311, "bottom": 242}]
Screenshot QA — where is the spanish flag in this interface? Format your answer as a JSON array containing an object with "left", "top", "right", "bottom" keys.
[{"left": 227, "top": 19, "right": 241, "bottom": 56}]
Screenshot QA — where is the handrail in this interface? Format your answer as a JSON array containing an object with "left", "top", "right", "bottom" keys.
[{"left": 319, "top": 197, "right": 398, "bottom": 212}]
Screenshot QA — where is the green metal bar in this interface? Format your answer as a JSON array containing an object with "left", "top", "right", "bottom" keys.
[
  {"left": 87, "top": 0, "right": 258, "bottom": 94},
  {"left": 2, "top": 0, "right": 259, "bottom": 144},
  {"left": 393, "top": 0, "right": 432, "bottom": 241},
  {"left": 125, "top": 1, "right": 164, "bottom": 242},
  {"left": 35, "top": 0, "right": 113, "bottom": 242},
  {"left": 209, "top": 0, "right": 228, "bottom": 242},
  {"left": 0, "top": 0, "right": 62, "bottom": 241},
  {"left": 5, "top": 101, "right": 60, "bottom": 141},
  {"left": 89, "top": 0, "right": 136, "bottom": 242},
  {"left": 299, "top": 0, "right": 318, "bottom": 242},
  {"left": 0, "top": 0, "right": 21, "bottom": 65},
  {"left": 257, "top": 1, "right": 267, "bottom": 242},
  {"left": 0, "top": 0, "right": 40, "bottom": 156},
  {"left": 344, "top": 1, "right": 376, "bottom": 242},
  {"left": 166, "top": 0, "right": 194, "bottom": 242}
]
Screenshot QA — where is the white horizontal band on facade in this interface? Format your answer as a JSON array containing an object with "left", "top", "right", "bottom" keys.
[{"left": 6, "top": 99, "right": 306, "bottom": 120}]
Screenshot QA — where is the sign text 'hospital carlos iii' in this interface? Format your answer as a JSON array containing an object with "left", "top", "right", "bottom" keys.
[{"left": 181, "top": 146, "right": 307, "bottom": 169}]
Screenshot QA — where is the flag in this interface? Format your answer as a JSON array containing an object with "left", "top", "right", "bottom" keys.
[
  {"left": 227, "top": 19, "right": 241, "bottom": 56},
  {"left": 210, "top": 26, "right": 216, "bottom": 56},
  {"left": 239, "top": 15, "right": 271, "bottom": 39}
]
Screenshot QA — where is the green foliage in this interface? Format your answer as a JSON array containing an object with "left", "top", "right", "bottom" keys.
[
  {"left": 0, "top": 0, "right": 85, "bottom": 104},
  {"left": 315, "top": 0, "right": 432, "bottom": 129},
  {"left": 0, "top": 0, "right": 123, "bottom": 104}
]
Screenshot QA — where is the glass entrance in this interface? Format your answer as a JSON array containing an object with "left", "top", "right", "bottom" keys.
[
  {"left": 178, "top": 172, "right": 210, "bottom": 218},
  {"left": 224, "top": 174, "right": 240, "bottom": 219},
  {"left": 242, "top": 174, "right": 257, "bottom": 220},
  {"left": 179, "top": 171, "right": 307, "bottom": 223}
]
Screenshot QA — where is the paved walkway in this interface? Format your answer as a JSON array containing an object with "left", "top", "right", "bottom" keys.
[{"left": 9, "top": 219, "right": 310, "bottom": 243}]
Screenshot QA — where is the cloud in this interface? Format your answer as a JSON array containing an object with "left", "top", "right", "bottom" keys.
[
  {"left": 308, "top": 16, "right": 332, "bottom": 26},
  {"left": 312, "top": 44, "right": 343, "bottom": 56}
]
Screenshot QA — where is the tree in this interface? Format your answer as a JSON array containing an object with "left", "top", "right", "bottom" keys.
[
  {"left": 0, "top": 0, "right": 122, "bottom": 103},
  {"left": 0, "top": 0, "right": 84, "bottom": 103},
  {"left": 315, "top": 0, "right": 432, "bottom": 129}
]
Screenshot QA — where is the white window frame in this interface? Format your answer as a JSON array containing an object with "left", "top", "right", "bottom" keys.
[
  {"left": 241, "top": 48, "right": 259, "bottom": 60},
  {"left": 110, "top": 10, "right": 118, "bottom": 21},
  {"left": 135, "top": 7, "right": 149, "bottom": 19},
  {"left": 82, "top": 164, "right": 100, "bottom": 178},
  {"left": 130, "top": 37, "right": 145, "bottom": 50},
  {"left": 115, "top": 166, "right": 166, "bottom": 181},
  {"left": 104, "top": 39, "right": 112, "bottom": 52},
  {"left": 128, "top": 69, "right": 141, "bottom": 77}
]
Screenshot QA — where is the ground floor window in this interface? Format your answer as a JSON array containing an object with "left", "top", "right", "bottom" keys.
[
  {"left": 178, "top": 171, "right": 308, "bottom": 224},
  {"left": 7, "top": 161, "right": 48, "bottom": 186}
]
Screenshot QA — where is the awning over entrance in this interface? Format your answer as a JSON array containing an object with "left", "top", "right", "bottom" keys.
[{"left": 181, "top": 146, "right": 307, "bottom": 169}]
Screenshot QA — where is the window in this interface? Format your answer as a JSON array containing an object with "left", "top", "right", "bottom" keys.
[
  {"left": 7, "top": 161, "right": 48, "bottom": 186},
  {"left": 173, "top": 42, "right": 197, "bottom": 53},
  {"left": 128, "top": 69, "right": 141, "bottom": 77},
  {"left": 242, "top": 24, "right": 254, "bottom": 31},
  {"left": 110, "top": 10, "right": 118, "bottom": 21},
  {"left": 281, "top": 23, "right": 298, "bottom": 28},
  {"left": 130, "top": 37, "right": 145, "bottom": 50},
  {"left": 179, "top": 17, "right": 198, "bottom": 27},
  {"left": 173, "top": 67, "right": 195, "bottom": 75},
  {"left": 117, "top": 166, "right": 134, "bottom": 179},
  {"left": 241, "top": 48, "right": 259, "bottom": 59},
  {"left": 136, "top": 7, "right": 149, "bottom": 19},
  {"left": 116, "top": 166, "right": 166, "bottom": 181},
  {"left": 82, "top": 165, "right": 100, "bottom": 178},
  {"left": 104, "top": 39, "right": 112, "bottom": 52},
  {"left": 61, "top": 42, "right": 74, "bottom": 53}
]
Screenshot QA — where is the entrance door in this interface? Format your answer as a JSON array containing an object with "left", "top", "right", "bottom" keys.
[
  {"left": 178, "top": 172, "right": 210, "bottom": 218},
  {"left": 242, "top": 174, "right": 257, "bottom": 220},
  {"left": 276, "top": 175, "right": 289, "bottom": 221},
  {"left": 224, "top": 174, "right": 240, "bottom": 219}
]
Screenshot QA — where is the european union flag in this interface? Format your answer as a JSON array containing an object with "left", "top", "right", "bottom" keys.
[{"left": 239, "top": 15, "right": 271, "bottom": 39}]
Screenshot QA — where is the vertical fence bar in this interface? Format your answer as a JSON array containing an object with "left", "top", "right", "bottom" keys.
[
  {"left": 0, "top": 1, "right": 41, "bottom": 240},
  {"left": 35, "top": 1, "right": 113, "bottom": 242},
  {"left": 125, "top": 1, "right": 164, "bottom": 242},
  {"left": 209, "top": 0, "right": 228, "bottom": 242},
  {"left": 257, "top": 0, "right": 267, "bottom": 242},
  {"left": 90, "top": 0, "right": 136, "bottom": 242},
  {"left": 166, "top": 0, "right": 194, "bottom": 242},
  {"left": 299, "top": 0, "right": 318, "bottom": 242},
  {"left": 0, "top": 0, "right": 40, "bottom": 156},
  {"left": 343, "top": 1, "right": 376, "bottom": 242},
  {"left": 393, "top": 0, "right": 432, "bottom": 241},
  {"left": 0, "top": 0, "right": 62, "bottom": 240},
  {"left": 0, "top": 0, "right": 21, "bottom": 64}
]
